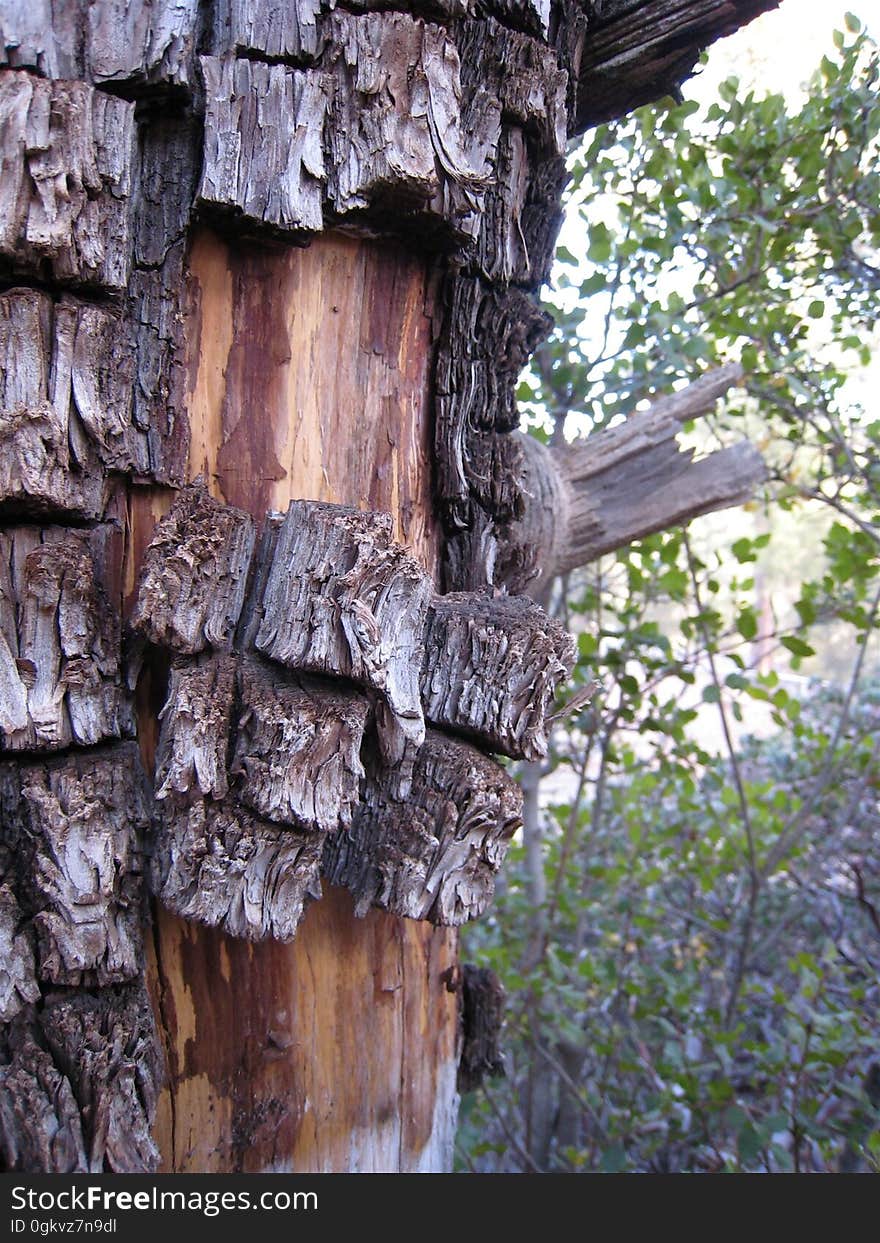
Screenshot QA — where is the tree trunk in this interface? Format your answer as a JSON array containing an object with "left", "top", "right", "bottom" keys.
[
  {"left": 0, "top": 0, "right": 777, "bottom": 1173},
  {"left": 136, "top": 228, "right": 461, "bottom": 1172}
]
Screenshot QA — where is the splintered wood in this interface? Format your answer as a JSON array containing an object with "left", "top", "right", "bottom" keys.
[
  {"left": 132, "top": 484, "right": 571, "bottom": 940},
  {"left": 0, "top": 527, "right": 128, "bottom": 752},
  {"left": 324, "top": 731, "right": 523, "bottom": 925},
  {"left": 0, "top": 982, "right": 162, "bottom": 1173},
  {"left": 422, "top": 592, "right": 575, "bottom": 760}
]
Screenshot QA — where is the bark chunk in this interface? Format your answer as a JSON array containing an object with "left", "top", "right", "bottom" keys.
[
  {"left": 131, "top": 482, "right": 256, "bottom": 656},
  {"left": 0, "top": 981, "right": 162, "bottom": 1173},
  {"left": 0, "top": 745, "right": 149, "bottom": 987},
  {"left": 0, "top": 1027, "right": 87, "bottom": 1173},
  {"left": 324, "top": 730, "right": 522, "bottom": 925},
  {"left": 40, "top": 982, "right": 162, "bottom": 1173},
  {"left": 152, "top": 796, "right": 324, "bottom": 943},
  {"left": 0, "top": 73, "right": 135, "bottom": 291},
  {"left": 255, "top": 501, "right": 431, "bottom": 770},
  {"left": 199, "top": 56, "right": 330, "bottom": 235},
  {"left": 0, "top": 0, "right": 198, "bottom": 92},
  {"left": 458, "top": 963, "right": 506, "bottom": 1092},
  {"left": 0, "top": 883, "right": 39, "bottom": 1023},
  {"left": 232, "top": 657, "right": 369, "bottom": 834},
  {"left": 0, "top": 527, "right": 127, "bottom": 752},
  {"left": 154, "top": 654, "right": 237, "bottom": 802},
  {"left": 421, "top": 592, "right": 575, "bottom": 759},
  {"left": 434, "top": 276, "right": 552, "bottom": 529}
]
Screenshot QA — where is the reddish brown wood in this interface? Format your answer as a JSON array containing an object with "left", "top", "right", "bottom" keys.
[{"left": 132, "top": 228, "right": 459, "bottom": 1173}]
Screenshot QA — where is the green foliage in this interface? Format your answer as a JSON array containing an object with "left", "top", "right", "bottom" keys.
[{"left": 459, "top": 21, "right": 880, "bottom": 1175}]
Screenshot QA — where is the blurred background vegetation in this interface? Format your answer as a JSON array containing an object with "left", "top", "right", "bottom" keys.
[{"left": 457, "top": 7, "right": 880, "bottom": 1174}]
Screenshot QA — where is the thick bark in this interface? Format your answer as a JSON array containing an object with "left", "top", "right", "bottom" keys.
[{"left": 458, "top": 964, "right": 507, "bottom": 1093}]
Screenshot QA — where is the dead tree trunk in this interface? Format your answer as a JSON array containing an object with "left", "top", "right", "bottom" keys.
[{"left": 0, "top": 0, "right": 777, "bottom": 1173}]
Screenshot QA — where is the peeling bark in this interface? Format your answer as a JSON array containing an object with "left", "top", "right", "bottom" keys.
[
  {"left": 0, "top": 0, "right": 777, "bottom": 1175},
  {"left": 0, "top": 526, "right": 128, "bottom": 752},
  {"left": 0, "top": 0, "right": 198, "bottom": 93},
  {"left": 422, "top": 591, "right": 575, "bottom": 758},
  {"left": 0, "top": 73, "right": 136, "bottom": 291},
  {"left": 154, "top": 654, "right": 237, "bottom": 802},
  {"left": 0, "top": 883, "right": 39, "bottom": 1023},
  {"left": 254, "top": 501, "right": 432, "bottom": 772},
  {"left": 0, "top": 981, "right": 161, "bottom": 1173},
  {"left": 325, "top": 730, "right": 523, "bottom": 925},
  {"left": 458, "top": 963, "right": 506, "bottom": 1092},
  {"left": 232, "top": 658, "right": 369, "bottom": 834},
  {"left": 0, "top": 745, "right": 149, "bottom": 988},
  {"left": 0, "top": 1025, "right": 87, "bottom": 1173},
  {"left": 131, "top": 482, "right": 256, "bottom": 656},
  {"left": 152, "top": 796, "right": 325, "bottom": 943}
]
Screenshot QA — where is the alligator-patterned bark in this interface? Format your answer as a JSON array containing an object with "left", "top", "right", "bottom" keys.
[{"left": 0, "top": 0, "right": 778, "bottom": 1173}]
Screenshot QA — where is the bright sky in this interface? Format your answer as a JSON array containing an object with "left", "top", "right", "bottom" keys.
[{"left": 695, "top": 1, "right": 875, "bottom": 101}]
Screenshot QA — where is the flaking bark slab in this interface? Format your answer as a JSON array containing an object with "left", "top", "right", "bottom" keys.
[
  {"left": 0, "top": 1024, "right": 87, "bottom": 1172},
  {"left": 422, "top": 591, "right": 575, "bottom": 759},
  {"left": 255, "top": 500, "right": 431, "bottom": 772},
  {"left": 0, "top": 882, "right": 39, "bottom": 1023},
  {"left": 0, "top": 744, "right": 149, "bottom": 987},
  {"left": 232, "top": 657, "right": 370, "bottom": 834},
  {"left": 0, "top": 526, "right": 128, "bottom": 752},
  {"left": 0, "top": 980, "right": 162, "bottom": 1173},
  {"left": 324, "top": 730, "right": 522, "bottom": 925},
  {"left": 458, "top": 963, "right": 506, "bottom": 1092},
  {"left": 154, "top": 653, "right": 237, "bottom": 802},
  {"left": 131, "top": 482, "right": 256, "bottom": 656},
  {"left": 39, "top": 981, "right": 162, "bottom": 1173},
  {"left": 0, "top": 73, "right": 135, "bottom": 292},
  {"left": 152, "top": 795, "right": 324, "bottom": 943},
  {"left": 0, "top": 0, "right": 198, "bottom": 93}
]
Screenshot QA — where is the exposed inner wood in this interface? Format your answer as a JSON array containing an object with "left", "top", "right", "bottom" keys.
[{"left": 137, "top": 229, "right": 460, "bottom": 1173}]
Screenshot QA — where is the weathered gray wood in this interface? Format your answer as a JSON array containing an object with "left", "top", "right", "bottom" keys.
[
  {"left": 255, "top": 500, "right": 432, "bottom": 772},
  {"left": 0, "top": 981, "right": 162, "bottom": 1173},
  {"left": 154, "top": 654, "right": 237, "bottom": 802},
  {"left": 0, "top": 527, "right": 128, "bottom": 752},
  {"left": 571, "top": 0, "right": 779, "bottom": 131},
  {"left": 132, "top": 482, "right": 256, "bottom": 656},
  {"left": 0, "top": 0, "right": 198, "bottom": 93},
  {"left": 0, "top": 882, "right": 39, "bottom": 1023},
  {"left": 324, "top": 730, "right": 523, "bottom": 925},
  {"left": 0, "top": 73, "right": 135, "bottom": 291},
  {"left": 152, "top": 796, "right": 325, "bottom": 942},
  {"left": 39, "top": 982, "right": 162, "bottom": 1173},
  {"left": 421, "top": 591, "right": 575, "bottom": 759},
  {"left": 458, "top": 963, "right": 506, "bottom": 1092},
  {"left": 0, "top": 1024, "right": 87, "bottom": 1172},
  {"left": 232, "top": 657, "right": 370, "bottom": 834},
  {"left": 0, "top": 744, "right": 149, "bottom": 987}
]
